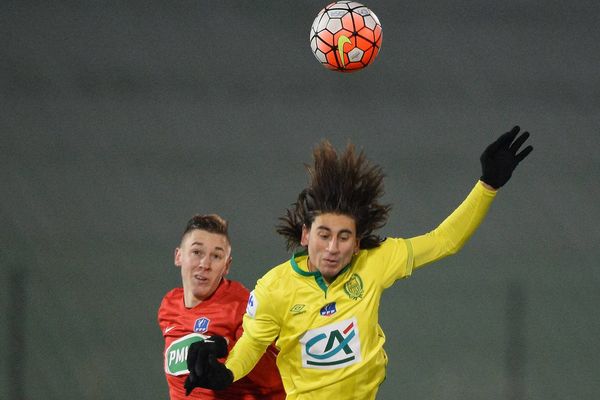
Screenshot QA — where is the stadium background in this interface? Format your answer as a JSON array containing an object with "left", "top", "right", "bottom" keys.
[{"left": 2, "top": 1, "right": 599, "bottom": 399}]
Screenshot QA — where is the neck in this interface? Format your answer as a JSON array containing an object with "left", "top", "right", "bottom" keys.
[
  {"left": 307, "top": 258, "right": 335, "bottom": 285},
  {"left": 183, "top": 291, "right": 201, "bottom": 309}
]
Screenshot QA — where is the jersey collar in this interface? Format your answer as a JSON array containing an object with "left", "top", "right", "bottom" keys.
[{"left": 290, "top": 250, "right": 353, "bottom": 294}]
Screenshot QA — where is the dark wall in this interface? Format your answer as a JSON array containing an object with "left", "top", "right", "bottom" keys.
[{"left": 2, "top": 1, "right": 599, "bottom": 398}]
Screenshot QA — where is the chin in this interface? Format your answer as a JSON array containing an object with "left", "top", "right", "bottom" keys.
[
  {"left": 192, "top": 288, "right": 210, "bottom": 299},
  {"left": 320, "top": 268, "right": 340, "bottom": 280}
]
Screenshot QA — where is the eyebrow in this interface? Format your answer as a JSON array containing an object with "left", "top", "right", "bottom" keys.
[
  {"left": 190, "top": 242, "right": 226, "bottom": 252},
  {"left": 315, "top": 226, "right": 354, "bottom": 235}
]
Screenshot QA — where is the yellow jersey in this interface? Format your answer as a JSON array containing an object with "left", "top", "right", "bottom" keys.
[{"left": 226, "top": 181, "right": 496, "bottom": 399}]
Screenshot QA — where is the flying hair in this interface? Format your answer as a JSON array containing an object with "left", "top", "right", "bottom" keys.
[{"left": 276, "top": 140, "right": 391, "bottom": 250}]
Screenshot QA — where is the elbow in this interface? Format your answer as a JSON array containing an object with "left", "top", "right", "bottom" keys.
[
  {"left": 444, "top": 236, "right": 470, "bottom": 255},
  {"left": 445, "top": 243, "right": 462, "bottom": 256}
]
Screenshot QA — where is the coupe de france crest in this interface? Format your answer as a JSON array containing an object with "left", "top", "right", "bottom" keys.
[
  {"left": 320, "top": 302, "right": 337, "bottom": 316},
  {"left": 194, "top": 317, "right": 210, "bottom": 333}
]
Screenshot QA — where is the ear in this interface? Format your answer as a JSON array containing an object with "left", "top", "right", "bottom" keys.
[
  {"left": 353, "top": 239, "right": 360, "bottom": 255},
  {"left": 223, "top": 256, "right": 232, "bottom": 276},
  {"left": 174, "top": 247, "right": 182, "bottom": 267},
  {"left": 300, "top": 224, "right": 309, "bottom": 247}
]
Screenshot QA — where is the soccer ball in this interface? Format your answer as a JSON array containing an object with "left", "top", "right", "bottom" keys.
[{"left": 309, "top": 1, "right": 383, "bottom": 72}]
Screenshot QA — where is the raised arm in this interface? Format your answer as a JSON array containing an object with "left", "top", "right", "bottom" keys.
[{"left": 409, "top": 126, "right": 533, "bottom": 270}]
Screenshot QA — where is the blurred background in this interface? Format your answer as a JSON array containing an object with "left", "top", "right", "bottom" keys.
[{"left": 2, "top": 1, "right": 599, "bottom": 399}]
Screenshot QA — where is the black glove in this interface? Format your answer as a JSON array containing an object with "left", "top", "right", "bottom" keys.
[
  {"left": 480, "top": 126, "right": 533, "bottom": 189},
  {"left": 184, "top": 336, "right": 234, "bottom": 395}
]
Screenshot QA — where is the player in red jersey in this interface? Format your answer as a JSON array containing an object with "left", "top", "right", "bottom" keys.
[{"left": 158, "top": 214, "right": 285, "bottom": 399}]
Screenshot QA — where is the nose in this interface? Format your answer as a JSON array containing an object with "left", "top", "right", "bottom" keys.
[
  {"left": 198, "top": 255, "right": 211, "bottom": 270},
  {"left": 327, "top": 238, "right": 339, "bottom": 253}
]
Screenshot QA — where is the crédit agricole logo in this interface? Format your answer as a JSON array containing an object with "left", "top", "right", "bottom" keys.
[{"left": 300, "top": 317, "right": 361, "bottom": 369}]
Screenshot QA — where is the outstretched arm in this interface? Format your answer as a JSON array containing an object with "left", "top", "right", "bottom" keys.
[
  {"left": 225, "top": 332, "right": 271, "bottom": 381},
  {"left": 226, "top": 283, "right": 282, "bottom": 381},
  {"left": 409, "top": 126, "right": 533, "bottom": 270}
]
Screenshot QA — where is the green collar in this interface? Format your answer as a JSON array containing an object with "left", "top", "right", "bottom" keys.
[{"left": 290, "top": 250, "right": 353, "bottom": 294}]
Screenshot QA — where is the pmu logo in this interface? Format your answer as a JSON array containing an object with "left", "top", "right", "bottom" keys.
[
  {"left": 193, "top": 317, "right": 210, "bottom": 333},
  {"left": 164, "top": 333, "right": 207, "bottom": 375},
  {"left": 300, "top": 317, "right": 361, "bottom": 369}
]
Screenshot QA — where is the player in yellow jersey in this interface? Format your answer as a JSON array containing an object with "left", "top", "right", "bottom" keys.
[{"left": 184, "top": 126, "right": 533, "bottom": 399}]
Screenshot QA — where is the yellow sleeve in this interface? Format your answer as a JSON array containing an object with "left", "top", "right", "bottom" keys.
[
  {"left": 408, "top": 180, "right": 496, "bottom": 270},
  {"left": 225, "top": 330, "right": 269, "bottom": 381},
  {"left": 225, "top": 277, "right": 281, "bottom": 381}
]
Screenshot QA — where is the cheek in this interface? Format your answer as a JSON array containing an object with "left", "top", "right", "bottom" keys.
[
  {"left": 342, "top": 249, "right": 354, "bottom": 261},
  {"left": 306, "top": 238, "right": 321, "bottom": 254},
  {"left": 181, "top": 263, "right": 193, "bottom": 275},
  {"left": 343, "top": 243, "right": 358, "bottom": 257},
  {"left": 214, "top": 261, "right": 230, "bottom": 275}
]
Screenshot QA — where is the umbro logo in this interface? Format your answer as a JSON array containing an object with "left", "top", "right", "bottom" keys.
[{"left": 290, "top": 304, "right": 306, "bottom": 314}]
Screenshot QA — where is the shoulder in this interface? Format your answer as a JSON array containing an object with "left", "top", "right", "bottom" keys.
[
  {"left": 246, "top": 260, "right": 293, "bottom": 305},
  {"left": 359, "top": 237, "right": 407, "bottom": 259},
  {"left": 157, "top": 287, "right": 183, "bottom": 325},
  {"left": 257, "top": 260, "right": 293, "bottom": 289},
  {"left": 220, "top": 279, "right": 251, "bottom": 302},
  {"left": 160, "top": 287, "right": 183, "bottom": 306},
  {"left": 354, "top": 238, "right": 410, "bottom": 273},
  {"left": 354, "top": 238, "right": 413, "bottom": 287}
]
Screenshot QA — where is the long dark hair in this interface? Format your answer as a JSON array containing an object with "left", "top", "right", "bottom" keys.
[{"left": 276, "top": 140, "right": 390, "bottom": 250}]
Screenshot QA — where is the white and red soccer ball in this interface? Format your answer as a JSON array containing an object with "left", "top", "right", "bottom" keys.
[{"left": 310, "top": 1, "right": 383, "bottom": 72}]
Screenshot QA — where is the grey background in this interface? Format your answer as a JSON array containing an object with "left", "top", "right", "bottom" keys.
[{"left": 2, "top": 1, "right": 599, "bottom": 399}]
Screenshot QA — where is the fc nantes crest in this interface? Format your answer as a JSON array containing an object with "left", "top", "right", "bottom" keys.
[{"left": 344, "top": 273, "right": 364, "bottom": 300}]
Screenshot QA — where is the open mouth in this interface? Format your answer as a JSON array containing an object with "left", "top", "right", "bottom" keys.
[{"left": 323, "top": 258, "right": 339, "bottom": 266}]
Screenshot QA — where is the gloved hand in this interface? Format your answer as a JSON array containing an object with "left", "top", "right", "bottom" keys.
[
  {"left": 184, "top": 335, "right": 234, "bottom": 395},
  {"left": 480, "top": 126, "right": 533, "bottom": 189}
]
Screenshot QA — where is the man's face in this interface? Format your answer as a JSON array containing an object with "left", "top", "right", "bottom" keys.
[
  {"left": 301, "top": 213, "right": 359, "bottom": 284},
  {"left": 175, "top": 229, "right": 231, "bottom": 307}
]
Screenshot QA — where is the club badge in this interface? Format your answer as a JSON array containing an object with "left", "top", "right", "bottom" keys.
[{"left": 344, "top": 273, "right": 364, "bottom": 300}]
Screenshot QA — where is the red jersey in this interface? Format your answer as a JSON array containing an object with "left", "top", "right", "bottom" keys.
[{"left": 158, "top": 279, "right": 285, "bottom": 400}]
